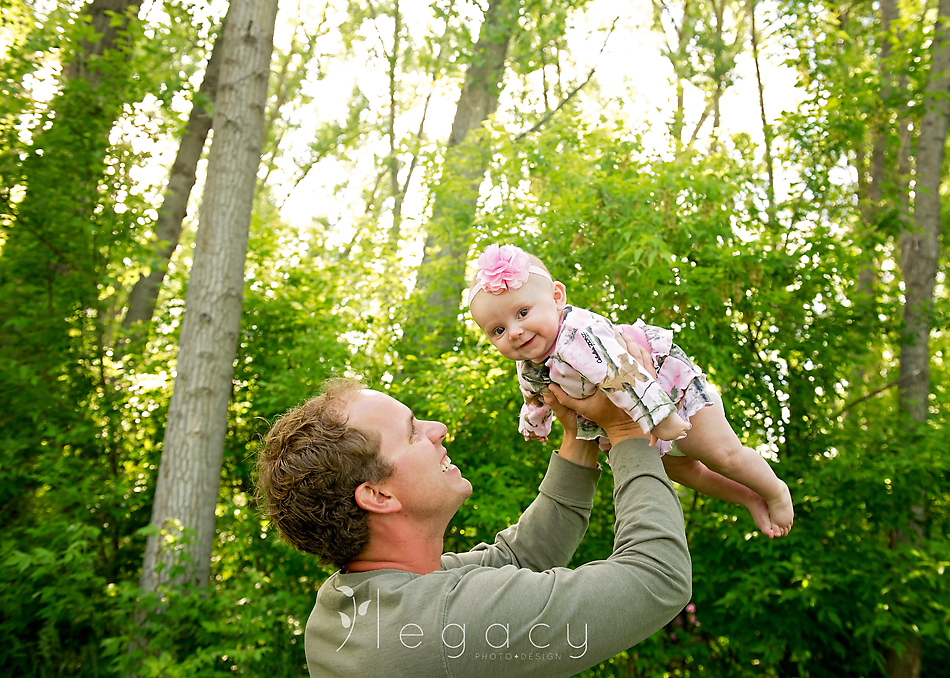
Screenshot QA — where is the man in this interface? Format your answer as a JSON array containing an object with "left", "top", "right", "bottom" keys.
[{"left": 256, "top": 367, "right": 692, "bottom": 677}]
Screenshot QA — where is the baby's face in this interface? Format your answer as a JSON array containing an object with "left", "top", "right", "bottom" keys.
[{"left": 470, "top": 275, "right": 566, "bottom": 363}]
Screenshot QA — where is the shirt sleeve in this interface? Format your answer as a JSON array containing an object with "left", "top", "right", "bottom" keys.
[
  {"left": 441, "top": 451, "right": 601, "bottom": 571},
  {"left": 438, "top": 438, "right": 692, "bottom": 678},
  {"left": 555, "top": 318, "right": 676, "bottom": 434},
  {"left": 517, "top": 360, "right": 554, "bottom": 440}
]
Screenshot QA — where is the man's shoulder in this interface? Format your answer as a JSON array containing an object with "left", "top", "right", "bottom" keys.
[
  {"left": 306, "top": 566, "right": 502, "bottom": 677},
  {"left": 314, "top": 566, "right": 479, "bottom": 608}
]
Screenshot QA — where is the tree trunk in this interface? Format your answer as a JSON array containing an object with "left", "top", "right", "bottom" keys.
[
  {"left": 898, "top": 0, "right": 948, "bottom": 430},
  {"left": 887, "top": 2, "right": 950, "bottom": 676},
  {"left": 399, "top": 0, "right": 516, "bottom": 358},
  {"left": 887, "top": 638, "right": 923, "bottom": 678},
  {"left": 0, "top": 0, "right": 144, "bottom": 549},
  {"left": 749, "top": 0, "right": 775, "bottom": 222},
  {"left": 67, "top": 0, "right": 143, "bottom": 84},
  {"left": 122, "top": 13, "right": 226, "bottom": 329},
  {"left": 0, "top": 0, "right": 142, "bottom": 349},
  {"left": 140, "top": 0, "right": 278, "bottom": 592},
  {"left": 850, "top": 0, "right": 897, "bottom": 385}
]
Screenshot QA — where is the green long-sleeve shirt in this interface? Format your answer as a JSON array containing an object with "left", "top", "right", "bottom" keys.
[{"left": 305, "top": 437, "right": 692, "bottom": 677}]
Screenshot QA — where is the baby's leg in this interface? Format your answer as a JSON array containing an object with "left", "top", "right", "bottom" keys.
[
  {"left": 675, "top": 404, "right": 794, "bottom": 537},
  {"left": 662, "top": 455, "right": 777, "bottom": 537}
]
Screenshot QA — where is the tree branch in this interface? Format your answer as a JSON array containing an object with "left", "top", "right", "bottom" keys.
[
  {"left": 832, "top": 369, "right": 923, "bottom": 419},
  {"left": 514, "top": 17, "right": 619, "bottom": 142}
]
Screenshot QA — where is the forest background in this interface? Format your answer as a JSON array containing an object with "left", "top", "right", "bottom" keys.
[{"left": 1, "top": 0, "right": 948, "bottom": 677}]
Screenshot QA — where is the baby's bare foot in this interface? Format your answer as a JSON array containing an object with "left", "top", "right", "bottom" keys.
[
  {"left": 766, "top": 481, "right": 794, "bottom": 537},
  {"left": 651, "top": 412, "right": 691, "bottom": 441},
  {"left": 746, "top": 494, "right": 776, "bottom": 538}
]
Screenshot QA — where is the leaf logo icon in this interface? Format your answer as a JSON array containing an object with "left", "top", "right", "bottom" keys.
[{"left": 336, "top": 585, "right": 370, "bottom": 651}]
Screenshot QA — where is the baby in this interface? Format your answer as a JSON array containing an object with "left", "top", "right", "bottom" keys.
[{"left": 467, "top": 244, "right": 794, "bottom": 538}]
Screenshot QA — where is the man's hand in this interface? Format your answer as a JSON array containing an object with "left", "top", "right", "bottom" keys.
[
  {"left": 543, "top": 387, "right": 578, "bottom": 439},
  {"left": 542, "top": 387, "right": 599, "bottom": 467},
  {"left": 547, "top": 384, "right": 648, "bottom": 447}
]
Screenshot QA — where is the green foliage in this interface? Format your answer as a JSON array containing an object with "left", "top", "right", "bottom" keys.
[
  {"left": 1, "top": 1, "right": 948, "bottom": 677},
  {"left": 473, "top": 103, "right": 949, "bottom": 675}
]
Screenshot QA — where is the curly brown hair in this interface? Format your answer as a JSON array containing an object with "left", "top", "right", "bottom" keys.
[{"left": 255, "top": 378, "right": 393, "bottom": 568}]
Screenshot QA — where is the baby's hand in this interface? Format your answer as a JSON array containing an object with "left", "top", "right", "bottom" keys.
[{"left": 650, "top": 412, "right": 690, "bottom": 442}]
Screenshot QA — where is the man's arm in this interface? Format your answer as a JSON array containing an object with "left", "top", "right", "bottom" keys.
[
  {"left": 442, "top": 400, "right": 600, "bottom": 572},
  {"left": 437, "top": 388, "right": 691, "bottom": 678},
  {"left": 440, "top": 449, "right": 601, "bottom": 572}
]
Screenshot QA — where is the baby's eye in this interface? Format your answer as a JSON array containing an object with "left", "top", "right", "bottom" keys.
[
  {"left": 492, "top": 327, "right": 505, "bottom": 337},
  {"left": 518, "top": 308, "right": 529, "bottom": 318}
]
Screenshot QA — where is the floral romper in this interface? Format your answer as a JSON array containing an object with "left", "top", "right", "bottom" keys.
[{"left": 517, "top": 305, "right": 715, "bottom": 454}]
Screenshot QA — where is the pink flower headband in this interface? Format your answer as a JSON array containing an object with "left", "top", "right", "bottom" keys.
[{"left": 467, "top": 244, "right": 551, "bottom": 306}]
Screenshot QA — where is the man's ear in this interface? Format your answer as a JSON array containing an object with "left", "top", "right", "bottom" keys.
[
  {"left": 355, "top": 482, "right": 402, "bottom": 515},
  {"left": 553, "top": 281, "right": 568, "bottom": 310}
]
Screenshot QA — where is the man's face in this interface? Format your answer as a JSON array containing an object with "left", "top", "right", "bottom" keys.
[
  {"left": 345, "top": 390, "right": 472, "bottom": 520},
  {"left": 470, "top": 274, "right": 567, "bottom": 363}
]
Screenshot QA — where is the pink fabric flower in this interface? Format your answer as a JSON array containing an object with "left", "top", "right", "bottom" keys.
[{"left": 475, "top": 244, "right": 530, "bottom": 294}]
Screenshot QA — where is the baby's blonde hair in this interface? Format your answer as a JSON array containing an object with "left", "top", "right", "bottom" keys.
[{"left": 525, "top": 252, "right": 550, "bottom": 273}]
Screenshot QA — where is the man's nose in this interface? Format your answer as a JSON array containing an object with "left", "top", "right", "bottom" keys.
[{"left": 425, "top": 420, "right": 448, "bottom": 442}]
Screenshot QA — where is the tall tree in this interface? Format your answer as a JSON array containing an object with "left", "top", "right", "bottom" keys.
[
  {"left": 0, "top": 0, "right": 145, "bottom": 525},
  {"left": 399, "top": 0, "right": 519, "bottom": 358},
  {"left": 748, "top": 0, "right": 776, "bottom": 221},
  {"left": 889, "top": 2, "right": 950, "bottom": 676},
  {"left": 122, "top": 11, "right": 227, "bottom": 330},
  {"left": 0, "top": 0, "right": 143, "bottom": 363},
  {"left": 382, "top": 0, "right": 433, "bottom": 253},
  {"left": 899, "top": 0, "right": 949, "bottom": 426},
  {"left": 652, "top": 0, "right": 745, "bottom": 150},
  {"left": 140, "top": 0, "right": 279, "bottom": 592},
  {"left": 778, "top": 1, "right": 949, "bottom": 674}
]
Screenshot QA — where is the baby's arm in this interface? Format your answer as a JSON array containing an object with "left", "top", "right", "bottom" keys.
[
  {"left": 517, "top": 362, "right": 553, "bottom": 441},
  {"left": 647, "top": 407, "right": 690, "bottom": 443},
  {"left": 519, "top": 397, "right": 553, "bottom": 441}
]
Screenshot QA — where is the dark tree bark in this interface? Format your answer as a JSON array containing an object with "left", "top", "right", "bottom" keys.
[
  {"left": 122, "top": 14, "right": 226, "bottom": 328},
  {"left": 897, "top": 0, "right": 949, "bottom": 424},
  {"left": 67, "top": 0, "right": 143, "bottom": 83}
]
